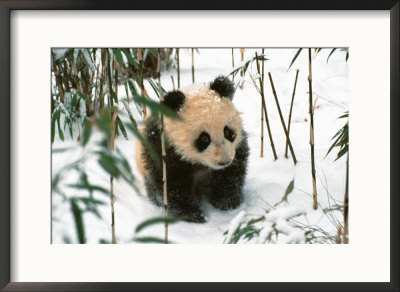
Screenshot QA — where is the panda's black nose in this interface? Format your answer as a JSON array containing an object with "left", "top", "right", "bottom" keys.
[{"left": 217, "top": 160, "right": 232, "bottom": 167}]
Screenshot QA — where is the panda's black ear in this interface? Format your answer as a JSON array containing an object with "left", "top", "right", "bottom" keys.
[
  {"left": 162, "top": 90, "right": 186, "bottom": 112},
  {"left": 210, "top": 75, "right": 235, "bottom": 100}
]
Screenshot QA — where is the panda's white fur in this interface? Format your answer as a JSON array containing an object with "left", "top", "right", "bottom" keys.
[
  {"left": 136, "top": 82, "right": 243, "bottom": 174},
  {"left": 164, "top": 82, "right": 243, "bottom": 169}
]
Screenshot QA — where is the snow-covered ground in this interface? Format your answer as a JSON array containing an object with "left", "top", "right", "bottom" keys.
[{"left": 52, "top": 48, "right": 348, "bottom": 244}]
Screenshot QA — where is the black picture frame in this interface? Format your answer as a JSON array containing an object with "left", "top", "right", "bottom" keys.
[{"left": 0, "top": 1, "right": 399, "bottom": 291}]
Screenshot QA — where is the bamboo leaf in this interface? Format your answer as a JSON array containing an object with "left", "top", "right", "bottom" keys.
[
  {"left": 115, "top": 48, "right": 125, "bottom": 68},
  {"left": 133, "top": 95, "right": 181, "bottom": 120},
  {"left": 110, "top": 87, "right": 118, "bottom": 103},
  {"left": 51, "top": 110, "right": 59, "bottom": 143},
  {"left": 56, "top": 112, "right": 64, "bottom": 141},
  {"left": 148, "top": 79, "right": 167, "bottom": 96},
  {"left": 122, "top": 49, "right": 139, "bottom": 68},
  {"left": 288, "top": 48, "right": 302, "bottom": 71},
  {"left": 81, "top": 119, "right": 92, "bottom": 146},
  {"left": 133, "top": 236, "right": 169, "bottom": 244},
  {"left": 282, "top": 180, "right": 294, "bottom": 202},
  {"left": 116, "top": 116, "right": 128, "bottom": 140},
  {"left": 127, "top": 79, "right": 143, "bottom": 116},
  {"left": 126, "top": 123, "right": 160, "bottom": 168},
  {"left": 335, "top": 144, "right": 348, "bottom": 161},
  {"left": 70, "top": 199, "right": 86, "bottom": 244},
  {"left": 135, "top": 217, "right": 179, "bottom": 233},
  {"left": 121, "top": 101, "right": 138, "bottom": 129},
  {"left": 327, "top": 48, "right": 337, "bottom": 63},
  {"left": 67, "top": 183, "right": 109, "bottom": 195}
]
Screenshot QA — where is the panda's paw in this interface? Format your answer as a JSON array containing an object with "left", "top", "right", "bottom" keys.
[
  {"left": 210, "top": 195, "right": 243, "bottom": 211},
  {"left": 179, "top": 210, "right": 206, "bottom": 223}
]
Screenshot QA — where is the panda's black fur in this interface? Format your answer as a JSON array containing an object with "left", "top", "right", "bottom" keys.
[{"left": 139, "top": 76, "right": 249, "bottom": 223}]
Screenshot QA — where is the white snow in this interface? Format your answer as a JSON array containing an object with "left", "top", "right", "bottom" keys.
[
  {"left": 52, "top": 48, "right": 348, "bottom": 244},
  {"left": 224, "top": 210, "right": 246, "bottom": 243},
  {"left": 266, "top": 206, "right": 305, "bottom": 221}
]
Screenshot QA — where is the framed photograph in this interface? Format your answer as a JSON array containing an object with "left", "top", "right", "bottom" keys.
[{"left": 1, "top": 1, "right": 398, "bottom": 291}]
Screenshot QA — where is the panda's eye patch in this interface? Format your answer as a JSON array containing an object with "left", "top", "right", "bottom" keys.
[
  {"left": 194, "top": 132, "right": 211, "bottom": 152},
  {"left": 224, "top": 126, "right": 236, "bottom": 142}
]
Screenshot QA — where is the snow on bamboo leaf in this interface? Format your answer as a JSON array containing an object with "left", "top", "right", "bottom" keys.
[{"left": 224, "top": 211, "right": 246, "bottom": 243}]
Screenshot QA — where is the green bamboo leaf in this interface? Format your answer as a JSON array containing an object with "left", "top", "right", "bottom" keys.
[
  {"left": 56, "top": 112, "right": 64, "bottom": 141},
  {"left": 81, "top": 120, "right": 92, "bottom": 146},
  {"left": 124, "top": 82, "right": 130, "bottom": 103},
  {"left": 115, "top": 48, "right": 125, "bottom": 68},
  {"left": 77, "top": 91, "right": 89, "bottom": 104},
  {"left": 335, "top": 144, "right": 348, "bottom": 161},
  {"left": 148, "top": 79, "right": 167, "bottom": 96},
  {"left": 133, "top": 236, "right": 169, "bottom": 244},
  {"left": 74, "top": 197, "right": 106, "bottom": 206},
  {"left": 71, "top": 94, "right": 77, "bottom": 115},
  {"left": 70, "top": 199, "right": 86, "bottom": 244},
  {"left": 135, "top": 217, "right": 179, "bottom": 233},
  {"left": 282, "top": 179, "right": 294, "bottom": 202},
  {"left": 67, "top": 183, "right": 108, "bottom": 195},
  {"left": 133, "top": 95, "right": 181, "bottom": 120},
  {"left": 97, "top": 152, "right": 121, "bottom": 178},
  {"left": 338, "top": 112, "right": 349, "bottom": 119},
  {"left": 288, "top": 48, "right": 303, "bottom": 71},
  {"left": 121, "top": 101, "right": 138, "bottom": 129},
  {"left": 110, "top": 87, "right": 118, "bottom": 103},
  {"left": 51, "top": 110, "right": 59, "bottom": 143},
  {"left": 128, "top": 69, "right": 141, "bottom": 86},
  {"left": 52, "top": 147, "right": 72, "bottom": 154},
  {"left": 327, "top": 48, "right": 337, "bottom": 63},
  {"left": 116, "top": 116, "right": 128, "bottom": 140},
  {"left": 122, "top": 49, "right": 139, "bottom": 68},
  {"left": 126, "top": 123, "right": 160, "bottom": 168},
  {"left": 127, "top": 79, "right": 143, "bottom": 116}
]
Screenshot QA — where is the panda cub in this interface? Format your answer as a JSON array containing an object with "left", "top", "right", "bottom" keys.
[{"left": 136, "top": 76, "right": 249, "bottom": 223}]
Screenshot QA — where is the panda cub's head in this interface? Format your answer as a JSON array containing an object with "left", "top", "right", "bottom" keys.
[{"left": 163, "top": 76, "right": 243, "bottom": 170}]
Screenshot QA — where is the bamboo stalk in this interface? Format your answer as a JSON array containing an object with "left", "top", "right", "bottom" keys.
[
  {"left": 191, "top": 48, "right": 195, "bottom": 83},
  {"left": 105, "top": 50, "right": 113, "bottom": 109},
  {"left": 336, "top": 226, "right": 342, "bottom": 244},
  {"left": 114, "top": 57, "right": 118, "bottom": 97},
  {"left": 231, "top": 48, "right": 235, "bottom": 82},
  {"left": 260, "top": 100, "right": 264, "bottom": 157},
  {"left": 99, "top": 50, "right": 106, "bottom": 114},
  {"left": 240, "top": 48, "right": 245, "bottom": 89},
  {"left": 93, "top": 63, "right": 100, "bottom": 115},
  {"left": 343, "top": 152, "right": 349, "bottom": 243},
  {"left": 157, "top": 49, "right": 169, "bottom": 244},
  {"left": 308, "top": 48, "right": 318, "bottom": 210},
  {"left": 110, "top": 108, "right": 118, "bottom": 244},
  {"left": 260, "top": 49, "right": 265, "bottom": 157},
  {"left": 137, "top": 48, "right": 148, "bottom": 118},
  {"left": 285, "top": 69, "right": 300, "bottom": 158},
  {"left": 176, "top": 48, "right": 180, "bottom": 88},
  {"left": 268, "top": 72, "right": 297, "bottom": 164},
  {"left": 171, "top": 75, "right": 176, "bottom": 91},
  {"left": 256, "top": 52, "right": 278, "bottom": 160}
]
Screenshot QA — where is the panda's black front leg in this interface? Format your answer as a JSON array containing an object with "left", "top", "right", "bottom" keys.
[
  {"left": 164, "top": 150, "right": 206, "bottom": 223},
  {"left": 209, "top": 136, "right": 249, "bottom": 211}
]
